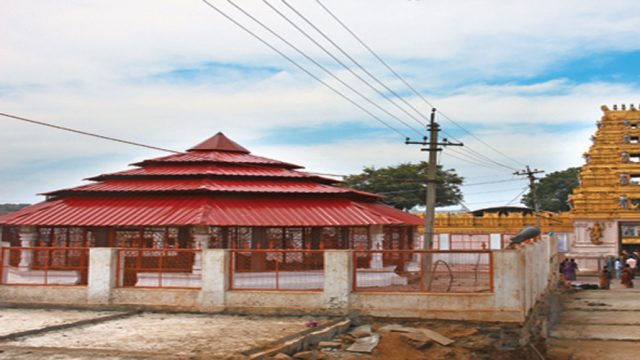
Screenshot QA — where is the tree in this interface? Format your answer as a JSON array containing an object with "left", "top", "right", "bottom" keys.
[
  {"left": 342, "top": 162, "right": 464, "bottom": 210},
  {"left": 521, "top": 167, "right": 580, "bottom": 212},
  {"left": 0, "top": 203, "right": 29, "bottom": 216}
]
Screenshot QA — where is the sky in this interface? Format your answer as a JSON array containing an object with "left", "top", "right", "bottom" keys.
[{"left": 1, "top": 0, "right": 639, "bottom": 209}]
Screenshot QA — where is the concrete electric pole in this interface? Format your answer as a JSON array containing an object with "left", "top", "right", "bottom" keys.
[
  {"left": 514, "top": 166, "right": 545, "bottom": 227},
  {"left": 406, "top": 108, "right": 463, "bottom": 250}
]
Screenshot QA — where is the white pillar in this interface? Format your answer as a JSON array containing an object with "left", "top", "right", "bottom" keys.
[
  {"left": 439, "top": 233, "right": 450, "bottom": 250},
  {"left": 87, "top": 248, "right": 117, "bottom": 304},
  {"left": 199, "top": 249, "right": 228, "bottom": 308},
  {"left": 18, "top": 226, "right": 37, "bottom": 269},
  {"left": 492, "top": 249, "right": 526, "bottom": 322},
  {"left": 369, "top": 225, "right": 384, "bottom": 269},
  {"left": 192, "top": 226, "right": 211, "bottom": 273},
  {"left": 490, "top": 233, "right": 502, "bottom": 250},
  {"left": 323, "top": 250, "right": 351, "bottom": 313}
]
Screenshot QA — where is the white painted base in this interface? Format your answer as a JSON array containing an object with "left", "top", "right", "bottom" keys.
[
  {"left": 135, "top": 272, "right": 202, "bottom": 288},
  {"left": 5, "top": 267, "right": 81, "bottom": 285},
  {"left": 231, "top": 268, "right": 408, "bottom": 290}
]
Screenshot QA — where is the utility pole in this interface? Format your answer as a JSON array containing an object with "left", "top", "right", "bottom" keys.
[
  {"left": 406, "top": 108, "right": 463, "bottom": 250},
  {"left": 514, "top": 166, "right": 544, "bottom": 227}
]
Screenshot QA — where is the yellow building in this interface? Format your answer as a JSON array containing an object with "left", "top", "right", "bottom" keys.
[
  {"left": 434, "top": 104, "right": 640, "bottom": 272},
  {"left": 568, "top": 103, "right": 640, "bottom": 268}
]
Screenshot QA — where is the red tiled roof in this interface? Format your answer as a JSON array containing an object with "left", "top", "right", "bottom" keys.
[
  {"left": 0, "top": 197, "right": 422, "bottom": 227},
  {"left": 133, "top": 151, "right": 302, "bottom": 169},
  {"left": 0, "top": 133, "right": 420, "bottom": 228},
  {"left": 87, "top": 165, "right": 325, "bottom": 181},
  {"left": 45, "top": 179, "right": 377, "bottom": 197}
]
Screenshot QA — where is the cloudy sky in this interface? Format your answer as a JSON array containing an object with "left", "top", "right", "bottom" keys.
[{"left": 1, "top": 1, "right": 639, "bottom": 208}]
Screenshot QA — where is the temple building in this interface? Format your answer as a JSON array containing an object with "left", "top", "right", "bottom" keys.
[
  {"left": 568, "top": 104, "right": 640, "bottom": 267},
  {"left": 0, "top": 133, "right": 421, "bottom": 285},
  {"left": 432, "top": 104, "right": 640, "bottom": 272}
]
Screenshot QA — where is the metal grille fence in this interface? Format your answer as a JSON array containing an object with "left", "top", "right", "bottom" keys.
[
  {"left": 116, "top": 248, "right": 202, "bottom": 289},
  {"left": 230, "top": 250, "right": 324, "bottom": 291},
  {"left": 353, "top": 250, "right": 493, "bottom": 293},
  {"left": 0, "top": 247, "right": 89, "bottom": 286}
]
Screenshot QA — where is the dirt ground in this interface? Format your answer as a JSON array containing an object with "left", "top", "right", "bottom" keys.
[
  {"left": 314, "top": 319, "right": 531, "bottom": 360},
  {"left": 0, "top": 309, "right": 326, "bottom": 359},
  {"left": 0, "top": 308, "right": 120, "bottom": 337}
]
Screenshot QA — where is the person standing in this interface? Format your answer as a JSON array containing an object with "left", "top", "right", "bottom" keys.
[
  {"left": 568, "top": 258, "right": 578, "bottom": 281},
  {"left": 621, "top": 264, "right": 634, "bottom": 288},
  {"left": 615, "top": 258, "right": 623, "bottom": 279},
  {"left": 626, "top": 256, "right": 637, "bottom": 278},
  {"left": 599, "top": 266, "right": 611, "bottom": 289}
]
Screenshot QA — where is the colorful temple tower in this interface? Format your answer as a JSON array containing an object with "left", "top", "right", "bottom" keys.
[{"left": 569, "top": 104, "right": 640, "bottom": 268}]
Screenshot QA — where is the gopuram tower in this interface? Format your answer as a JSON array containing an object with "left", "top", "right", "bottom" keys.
[{"left": 569, "top": 104, "right": 640, "bottom": 269}]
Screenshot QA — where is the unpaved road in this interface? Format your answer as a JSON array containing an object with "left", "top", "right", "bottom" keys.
[{"left": 0, "top": 308, "right": 325, "bottom": 359}]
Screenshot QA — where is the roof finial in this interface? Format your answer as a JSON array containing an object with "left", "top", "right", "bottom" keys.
[{"left": 187, "top": 132, "right": 250, "bottom": 153}]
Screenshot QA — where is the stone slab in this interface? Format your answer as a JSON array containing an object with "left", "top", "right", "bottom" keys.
[
  {"left": 551, "top": 324, "right": 640, "bottom": 341},
  {"left": 559, "top": 310, "right": 640, "bottom": 325},
  {"left": 548, "top": 339, "right": 640, "bottom": 360}
]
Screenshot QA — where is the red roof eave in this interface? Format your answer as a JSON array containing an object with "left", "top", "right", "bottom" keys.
[{"left": 0, "top": 197, "right": 420, "bottom": 227}]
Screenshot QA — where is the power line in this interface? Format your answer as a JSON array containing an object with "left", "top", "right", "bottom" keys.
[
  {"left": 221, "top": 0, "right": 423, "bottom": 136},
  {"left": 280, "top": 0, "right": 519, "bottom": 172},
  {"left": 263, "top": 0, "right": 426, "bottom": 129},
  {"left": 506, "top": 186, "right": 529, "bottom": 206},
  {"left": 0, "top": 112, "right": 343, "bottom": 179},
  {"left": 444, "top": 147, "right": 515, "bottom": 171},
  {"left": 442, "top": 151, "right": 506, "bottom": 171},
  {"left": 278, "top": 0, "right": 429, "bottom": 126},
  {"left": 314, "top": 0, "right": 526, "bottom": 169},
  {"left": 440, "top": 129, "right": 518, "bottom": 171},
  {"left": 0, "top": 112, "right": 180, "bottom": 154},
  {"left": 463, "top": 178, "right": 524, "bottom": 187},
  {"left": 198, "top": 0, "right": 408, "bottom": 139}
]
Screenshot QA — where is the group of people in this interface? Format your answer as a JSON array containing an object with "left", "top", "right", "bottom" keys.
[
  {"left": 560, "top": 258, "right": 579, "bottom": 282},
  {"left": 597, "top": 253, "right": 637, "bottom": 289},
  {"left": 560, "top": 254, "right": 638, "bottom": 289}
]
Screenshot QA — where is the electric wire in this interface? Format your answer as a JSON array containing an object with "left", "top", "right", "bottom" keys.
[
  {"left": 442, "top": 151, "right": 505, "bottom": 171},
  {"left": 315, "top": 0, "right": 526, "bottom": 169},
  {"left": 463, "top": 178, "right": 524, "bottom": 187},
  {"left": 198, "top": 1, "right": 407, "bottom": 139},
  {"left": 263, "top": 0, "right": 426, "bottom": 129},
  {"left": 278, "top": 0, "right": 429, "bottom": 126},
  {"left": 0, "top": 112, "right": 181, "bottom": 155},
  {"left": 221, "top": 0, "right": 423, "bottom": 136},
  {"left": 506, "top": 186, "right": 529, "bottom": 205},
  {"left": 444, "top": 147, "right": 516, "bottom": 171},
  {"left": 0, "top": 112, "right": 344, "bottom": 179}
]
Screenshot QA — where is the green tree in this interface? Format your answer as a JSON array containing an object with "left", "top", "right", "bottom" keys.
[
  {"left": 0, "top": 203, "right": 29, "bottom": 216},
  {"left": 342, "top": 162, "right": 464, "bottom": 210},
  {"left": 521, "top": 167, "right": 580, "bottom": 212}
]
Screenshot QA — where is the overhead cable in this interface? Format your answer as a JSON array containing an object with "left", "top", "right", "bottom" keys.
[
  {"left": 315, "top": 0, "right": 526, "bottom": 169},
  {"left": 0, "top": 112, "right": 180, "bottom": 154},
  {"left": 278, "top": 0, "right": 429, "bottom": 126},
  {"left": 220, "top": 0, "right": 423, "bottom": 136},
  {"left": 199, "top": 0, "right": 409, "bottom": 139}
]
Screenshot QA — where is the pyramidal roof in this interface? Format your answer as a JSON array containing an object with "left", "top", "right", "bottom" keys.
[{"left": 187, "top": 132, "right": 250, "bottom": 153}]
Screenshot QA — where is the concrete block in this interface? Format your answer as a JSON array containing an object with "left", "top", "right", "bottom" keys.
[
  {"left": 199, "top": 249, "right": 228, "bottom": 308},
  {"left": 87, "top": 248, "right": 116, "bottom": 304},
  {"left": 323, "top": 250, "right": 352, "bottom": 312}
]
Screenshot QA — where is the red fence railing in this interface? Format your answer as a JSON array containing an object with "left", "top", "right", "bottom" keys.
[
  {"left": 230, "top": 250, "right": 324, "bottom": 291},
  {"left": 0, "top": 247, "right": 89, "bottom": 286},
  {"left": 116, "top": 248, "right": 202, "bottom": 289},
  {"left": 353, "top": 250, "right": 493, "bottom": 293}
]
